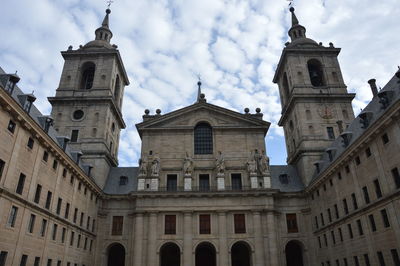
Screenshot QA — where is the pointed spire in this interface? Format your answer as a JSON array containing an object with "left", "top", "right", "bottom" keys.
[
  {"left": 197, "top": 78, "right": 202, "bottom": 102},
  {"left": 102, "top": 8, "right": 111, "bottom": 28},
  {"left": 289, "top": 7, "right": 299, "bottom": 26}
]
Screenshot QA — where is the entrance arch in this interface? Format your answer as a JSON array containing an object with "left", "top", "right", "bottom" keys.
[
  {"left": 195, "top": 242, "right": 216, "bottom": 266},
  {"left": 160, "top": 242, "right": 181, "bottom": 266},
  {"left": 107, "top": 243, "right": 125, "bottom": 266},
  {"left": 285, "top": 240, "right": 304, "bottom": 266},
  {"left": 231, "top": 241, "right": 252, "bottom": 266}
]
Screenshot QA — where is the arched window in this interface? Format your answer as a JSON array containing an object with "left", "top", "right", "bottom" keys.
[
  {"left": 307, "top": 59, "right": 325, "bottom": 87},
  {"left": 114, "top": 75, "right": 120, "bottom": 100},
  {"left": 194, "top": 123, "right": 213, "bottom": 154},
  {"left": 80, "top": 62, "right": 95, "bottom": 90}
]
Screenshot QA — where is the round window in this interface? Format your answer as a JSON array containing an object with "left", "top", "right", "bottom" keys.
[{"left": 73, "top": 110, "right": 84, "bottom": 120}]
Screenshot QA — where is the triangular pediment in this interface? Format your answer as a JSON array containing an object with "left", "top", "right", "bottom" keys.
[{"left": 136, "top": 102, "right": 270, "bottom": 132}]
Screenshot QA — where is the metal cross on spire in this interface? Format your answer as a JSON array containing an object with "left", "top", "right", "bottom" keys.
[
  {"left": 107, "top": 0, "right": 114, "bottom": 8},
  {"left": 196, "top": 74, "right": 202, "bottom": 102}
]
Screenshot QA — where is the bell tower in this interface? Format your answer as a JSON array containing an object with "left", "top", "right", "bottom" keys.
[
  {"left": 48, "top": 8, "right": 129, "bottom": 188},
  {"left": 273, "top": 7, "right": 355, "bottom": 185}
]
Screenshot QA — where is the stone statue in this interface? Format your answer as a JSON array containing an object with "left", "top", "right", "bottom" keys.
[
  {"left": 183, "top": 152, "right": 194, "bottom": 176},
  {"left": 246, "top": 150, "right": 257, "bottom": 175},
  {"left": 151, "top": 155, "right": 160, "bottom": 176},
  {"left": 215, "top": 151, "right": 225, "bottom": 174},
  {"left": 138, "top": 157, "right": 147, "bottom": 176},
  {"left": 258, "top": 150, "right": 270, "bottom": 175}
]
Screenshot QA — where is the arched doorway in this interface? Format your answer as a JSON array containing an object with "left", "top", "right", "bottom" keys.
[
  {"left": 195, "top": 242, "right": 216, "bottom": 266},
  {"left": 160, "top": 242, "right": 181, "bottom": 266},
  {"left": 107, "top": 243, "right": 125, "bottom": 266},
  {"left": 231, "top": 241, "right": 252, "bottom": 266},
  {"left": 285, "top": 240, "right": 304, "bottom": 266}
]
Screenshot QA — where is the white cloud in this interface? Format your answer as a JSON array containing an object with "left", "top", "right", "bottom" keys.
[{"left": 0, "top": 0, "right": 399, "bottom": 167}]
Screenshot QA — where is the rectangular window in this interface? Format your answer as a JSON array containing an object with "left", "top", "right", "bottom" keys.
[
  {"left": 27, "top": 214, "right": 36, "bottom": 233},
  {"left": 70, "top": 175, "right": 74, "bottom": 185},
  {"left": 369, "top": 214, "right": 377, "bottom": 231},
  {"left": 351, "top": 193, "right": 358, "bottom": 210},
  {"left": 73, "top": 208, "right": 78, "bottom": 223},
  {"left": 70, "top": 130, "right": 79, "bottom": 142},
  {"left": 52, "top": 160, "right": 58, "bottom": 170},
  {"left": 231, "top": 174, "right": 242, "bottom": 190},
  {"left": 338, "top": 227, "right": 343, "bottom": 242},
  {"left": 62, "top": 168, "right": 67, "bottom": 178},
  {"left": 16, "top": 173, "right": 26, "bottom": 195},
  {"left": 374, "top": 179, "right": 383, "bottom": 198},
  {"left": 391, "top": 249, "right": 400, "bottom": 266},
  {"left": 334, "top": 204, "right": 339, "bottom": 219},
  {"left": 61, "top": 228, "right": 66, "bottom": 243},
  {"left": 92, "top": 219, "right": 96, "bottom": 232},
  {"left": 87, "top": 216, "right": 90, "bottom": 230},
  {"left": 338, "top": 172, "right": 342, "bottom": 180},
  {"left": 27, "top": 137, "right": 34, "bottom": 149},
  {"left": 315, "top": 216, "right": 319, "bottom": 229},
  {"left": 335, "top": 260, "right": 339, "bottom": 266},
  {"left": 90, "top": 240, "right": 93, "bottom": 252},
  {"left": 347, "top": 223, "right": 353, "bottom": 239},
  {"left": 84, "top": 237, "right": 88, "bottom": 250},
  {"left": 34, "top": 257, "right": 40, "bottom": 266},
  {"left": 20, "top": 254, "right": 28, "bottom": 266},
  {"left": 7, "top": 206, "right": 18, "bottom": 227},
  {"left": 166, "top": 174, "right": 177, "bottom": 191},
  {"left": 343, "top": 258, "right": 348, "bottom": 266},
  {"left": 381, "top": 133, "right": 389, "bottom": 144},
  {"left": 7, "top": 120, "right": 16, "bottom": 133},
  {"left": 234, "top": 214, "right": 246, "bottom": 234},
  {"left": 52, "top": 224, "right": 58, "bottom": 240},
  {"left": 42, "top": 151, "right": 49, "bottom": 162},
  {"left": 199, "top": 174, "right": 210, "bottom": 191},
  {"left": 363, "top": 186, "right": 370, "bottom": 204},
  {"left": 353, "top": 256, "right": 360, "bottom": 266},
  {"left": 77, "top": 234, "right": 81, "bottom": 248},
  {"left": 0, "top": 251, "right": 8, "bottom": 266},
  {"left": 320, "top": 213, "right": 325, "bottom": 226},
  {"left": 327, "top": 127, "right": 335, "bottom": 140},
  {"left": 80, "top": 212, "right": 84, "bottom": 226},
  {"left": 65, "top": 203, "right": 70, "bottom": 219},
  {"left": 323, "top": 234, "right": 328, "bottom": 247},
  {"left": 377, "top": 251, "right": 386, "bottom": 266},
  {"left": 364, "top": 254, "right": 371, "bottom": 266},
  {"left": 343, "top": 198, "right": 349, "bottom": 215},
  {"left": 365, "top": 147, "right": 371, "bottom": 157},
  {"left": 57, "top": 261, "right": 61, "bottom": 266},
  {"left": 34, "top": 184, "right": 42, "bottom": 204},
  {"left": 111, "top": 216, "right": 123, "bottom": 235},
  {"left": 318, "top": 236, "right": 321, "bottom": 248},
  {"left": 286, "top": 213, "right": 298, "bottom": 233},
  {"left": 199, "top": 214, "right": 211, "bottom": 234},
  {"left": 56, "top": 198, "right": 62, "bottom": 215},
  {"left": 327, "top": 208, "right": 332, "bottom": 223},
  {"left": 164, "top": 215, "right": 176, "bottom": 235},
  {"left": 40, "top": 219, "right": 47, "bottom": 237},
  {"left": 70, "top": 231, "right": 75, "bottom": 246},
  {"left": 330, "top": 230, "right": 336, "bottom": 245},
  {"left": 0, "top": 159, "right": 5, "bottom": 181},
  {"left": 380, "top": 209, "right": 390, "bottom": 228},
  {"left": 355, "top": 156, "right": 361, "bottom": 165},
  {"left": 356, "top": 219, "right": 363, "bottom": 235},
  {"left": 84, "top": 187, "right": 87, "bottom": 195},
  {"left": 345, "top": 165, "right": 350, "bottom": 173},
  {"left": 391, "top": 168, "right": 400, "bottom": 189},
  {"left": 45, "top": 191, "right": 52, "bottom": 209},
  {"left": 47, "top": 259, "right": 52, "bottom": 266}
]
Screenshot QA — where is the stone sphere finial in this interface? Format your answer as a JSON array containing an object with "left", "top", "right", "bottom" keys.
[
  {"left": 144, "top": 109, "right": 150, "bottom": 115},
  {"left": 68, "top": 45, "right": 73, "bottom": 50},
  {"left": 256, "top": 108, "right": 261, "bottom": 113},
  {"left": 156, "top": 109, "right": 161, "bottom": 115},
  {"left": 106, "top": 8, "right": 111, "bottom": 14},
  {"left": 289, "top": 7, "right": 295, "bottom": 13},
  {"left": 244, "top": 108, "right": 249, "bottom": 114}
]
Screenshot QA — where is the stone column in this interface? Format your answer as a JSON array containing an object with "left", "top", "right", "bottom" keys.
[
  {"left": 253, "top": 211, "right": 265, "bottom": 266},
  {"left": 133, "top": 212, "right": 144, "bottom": 266},
  {"left": 266, "top": 211, "right": 278, "bottom": 266},
  {"left": 183, "top": 212, "right": 193, "bottom": 266},
  {"left": 147, "top": 212, "right": 158, "bottom": 266},
  {"left": 218, "top": 211, "right": 228, "bottom": 266}
]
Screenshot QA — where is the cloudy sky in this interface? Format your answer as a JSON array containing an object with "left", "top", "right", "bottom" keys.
[{"left": 0, "top": 0, "right": 399, "bottom": 166}]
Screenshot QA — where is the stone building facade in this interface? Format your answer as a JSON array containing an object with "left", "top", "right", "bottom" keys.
[{"left": 0, "top": 7, "right": 399, "bottom": 266}]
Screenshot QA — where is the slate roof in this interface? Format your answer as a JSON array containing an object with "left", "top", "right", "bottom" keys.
[
  {"left": 103, "top": 167, "right": 138, "bottom": 194},
  {"left": 270, "top": 165, "right": 304, "bottom": 192},
  {"left": 311, "top": 72, "right": 400, "bottom": 182},
  {"left": 0, "top": 67, "right": 93, "bottom": 178}
]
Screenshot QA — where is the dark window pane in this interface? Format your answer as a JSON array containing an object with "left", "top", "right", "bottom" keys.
[
  {"left": 391, "top": 168, "right": 400, "bottom": 189},
  {"left": 368, "top": 214, "right": 376, "bottom": 232},
  {"left": 111, "top": 216, "right": 123, "bottom": 235},
  {"left": 234, "top": 214, "right": 246, "bottom": 234},
  {"left": 381, "top": 209, "right": 390, "bottom": 228},
  {"left": 231, "top": 174, "right": 242, "bottom": 190},
  {"left": 16, "top": 173, "right": 26, "bottom": 195},
  {"left": 374, "top": 179, "right": 382, "bottom": 198},
  {"left": 164, "top": 215, "right": 176, "bottom": 234},
  {"left": 286, "top": 213, "right": 298, "bottom": 233},
  {"left": 199, "top": 214, "right": 211, "bottom": 234},
  {"left": 199, "top": 174, "right": 210, "bottom": 191},
  {"left": 167, "top": 175, "right": 177, "bottom": 191},
  {"left": 194, "top": 123, "right": 213, "bottom": 154}
]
